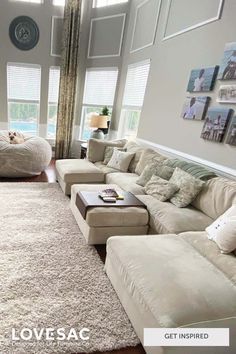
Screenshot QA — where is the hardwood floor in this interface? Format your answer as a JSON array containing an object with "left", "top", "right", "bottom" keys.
[
  {"left": 0, "top": 160, "right": 145, "bottom": 354},
  {"left": 0, "top": 159, "right": 57, "bottom": 183}
]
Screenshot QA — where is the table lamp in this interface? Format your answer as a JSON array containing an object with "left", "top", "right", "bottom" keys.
[{"left": 90, "top": 114, "right": 108, "bottom": 139}]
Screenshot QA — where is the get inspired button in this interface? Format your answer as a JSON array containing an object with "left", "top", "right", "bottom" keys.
[{"left": 144, "top": 328, "right": 230, "bottom": 347}]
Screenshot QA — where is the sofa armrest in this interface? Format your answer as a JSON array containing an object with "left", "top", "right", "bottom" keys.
[{"left": 87, "top": 138, "right": 127, "bottom": 163}]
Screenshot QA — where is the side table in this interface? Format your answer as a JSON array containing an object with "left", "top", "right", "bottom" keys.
[{"left": 80, "top": 142, "right": 88, "bottom": 159}]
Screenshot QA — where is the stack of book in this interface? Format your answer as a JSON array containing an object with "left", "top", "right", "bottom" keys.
[{"left": 99, "top": 188, "right": 124, "bottom": 203}]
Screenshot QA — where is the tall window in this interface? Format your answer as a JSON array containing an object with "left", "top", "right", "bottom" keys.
[
  {"left": 7, "top": 63, "right": 41, "bottom": 136},
  {"left": 80, "top": 68, "right": 118, "bottom": 140},
  {"left": 47, "top": 67, "right": 60, "bottom": 138},
  {"left": 119, "top": 60, "right": 150, "bottom": 139},
  {"left": 93, "top": 0, "right": 128, "bottom": 8},
  {"left": 53, "top": 0, "right": 65, "bottom": 6}
]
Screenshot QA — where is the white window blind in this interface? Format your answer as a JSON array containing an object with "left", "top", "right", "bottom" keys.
[
  {"left": 7, "top": 63, "right": 41, "bottom": 102},
  {"left": 14, "top": 0, "right": 43, "bottom": 3},
  {"left": 122, "top": 60, "right": 150, "bottom": 108},
  {"left": 93, "top": 0, "right": 128, "bottom": 8},
  {"left": 48, "top": 67, "right": 60, "bottom": 104},
  {"left": 53, "top": 0, "right": 65, "bottom": 6},
  {"left": 83, "top": 68, "right": 118, "bottom": 106}
]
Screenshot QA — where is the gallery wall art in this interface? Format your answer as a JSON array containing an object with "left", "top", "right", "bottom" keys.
[
  {"left": 187, "top": 66, "right": 219, "bottom": 92},
  {"left": 225, "top": 116, "right": 236, "bottom": 146},
  {"left": 201, "top": 107, "right": 233, "bottom": 143},
  {"left": 182, "top": 96, "right": 210, "bottom": 120},
  {"left": 218, "top": 42, "right": 236, "bottom": 80},
  {"left": 217, "top": 85, "right": 236, "bottom": 103}
]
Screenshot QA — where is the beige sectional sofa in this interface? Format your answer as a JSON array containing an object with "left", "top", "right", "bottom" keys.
[
  {"left": 56, "top": 138, "right": 218, "bottom": 235},
  {"left": 105, "top": 231, "right": 236, "bottom": 354},
  {"left": 55, "top": 138, "right": 236, "bottom": 354}
]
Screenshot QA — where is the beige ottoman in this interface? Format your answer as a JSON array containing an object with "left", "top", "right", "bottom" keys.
[
  {"left": 70, "top": 184, "right": 149, "bottom": 244},
  {"left": 55, "top": 159, "right": 105, "bottom": 195}
]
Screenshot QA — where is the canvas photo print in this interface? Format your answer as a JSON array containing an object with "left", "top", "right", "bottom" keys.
[
  {"left": 187, "top": 66, "right": 219, "bottom": 92},
  {"left": 182, "top": 96, "right": 210, "bottom": 120},
  {"left": 217, "top": 85, "right": 236, "bottom": 103},
  {"left": 201, "top": 107, "right": 233, "bottom": 142},
  {"left": 218, "top": 42, "right": 236, "bottom": 80},
  {"left": 226, "top": 116, "right": 236, "bottom": 146}
]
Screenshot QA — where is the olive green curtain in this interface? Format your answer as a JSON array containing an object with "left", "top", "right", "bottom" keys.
[{"left": 55, "top": 0, "right": 81, "bottom": 160}]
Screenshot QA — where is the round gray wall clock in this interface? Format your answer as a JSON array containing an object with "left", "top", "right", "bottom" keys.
[{"left": 9, "top": 16, "right": 39, "bottom": 51}]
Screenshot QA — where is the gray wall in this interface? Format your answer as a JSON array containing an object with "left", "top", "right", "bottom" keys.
[
  {"left": 0, "top": 0, "right": 63, "bottom": 137},
  {"left": 114, "top": 0, "right": 236, "bottom": 171}
]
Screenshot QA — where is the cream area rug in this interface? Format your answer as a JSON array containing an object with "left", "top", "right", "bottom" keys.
[{"left": 0, "top": 183, "right": 139, "bottom": 354}]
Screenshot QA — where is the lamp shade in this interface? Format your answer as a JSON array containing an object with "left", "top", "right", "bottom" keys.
[{"left": 90, "top": 114, "right": 108, "bottom": 129}]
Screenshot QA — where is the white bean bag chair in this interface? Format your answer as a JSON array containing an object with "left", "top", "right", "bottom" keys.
[{"left": 0, "top": 131, "right": 52, "bottom": 177}]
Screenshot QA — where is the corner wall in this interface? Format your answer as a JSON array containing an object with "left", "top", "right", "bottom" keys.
[{"left": 129, "top": 0, "right": 236, "bottom": 170}]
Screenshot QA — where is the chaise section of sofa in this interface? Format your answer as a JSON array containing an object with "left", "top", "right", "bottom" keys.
[{"left": 105, "top": 233, "right": 236, "bottom": 354}]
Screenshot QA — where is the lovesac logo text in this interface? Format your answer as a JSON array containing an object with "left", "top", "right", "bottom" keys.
[{"left": 12, "top": 327, "right": 90, "bottom": 341}]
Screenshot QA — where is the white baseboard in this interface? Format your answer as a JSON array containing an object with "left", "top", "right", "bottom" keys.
[{"left": 137, "top": 138, "right": 236, "bottom": 179}]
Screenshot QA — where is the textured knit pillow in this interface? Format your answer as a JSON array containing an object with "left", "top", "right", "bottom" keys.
[
  {"left": 107, "top": 150, "right": 135, "bottom": 172},
  {"left": 103, "top": 147, "right": 125, "bottom": 165},
  {"left": 135, "top": 149, "right": 166, "bottom": 175},
  {"left": 206, "top": 205, "right": 236, "bottom": 253},
  {"left": 136, "top": 163, "right": 174, "bottom": 186},
  {"left": 145, "top": 175, "right": 179, "bottom": 202},
  {"left": 169, "top": 167, "right": 205, "bottom": 207}
]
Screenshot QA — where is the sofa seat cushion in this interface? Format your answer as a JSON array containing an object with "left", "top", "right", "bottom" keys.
[
  {"left": 86, "top": 206, "right": 148, "bottom": 227},
  {"left": 180, "top": 231, "right": 236, "bottom": 286},
  {"left": 106, "top": 172, "right": 145, "bottom": 195},
  {"left": 56, "top": 159, "right": 104, "bottom": 183},
  {"left": 71, "top": 183, "right": 148, "bottom": 228},
  {"left": 94, "top": 161, "right": 119, "bottom": 174},
  {"left": 137, "top": 195, "right": 213, "bottom": 234},
  {"left": 106, "top": 234, "right": 236, "bottom": 327},
  {"left": 192, "top": 177, "right": 236, "bottom": 219}
]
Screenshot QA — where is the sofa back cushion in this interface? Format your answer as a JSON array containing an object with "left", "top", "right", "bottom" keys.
[
  {"left": 164, "top": 158, "right": 217, "bottom": 180},
  {"left": 87, "top": 139, "right": 126, "bottom": 163},
  {"left": 136, "top": 162, "right": 174, "bottom": 186},
  {"left": 135, "top": 148, "right": 167, "bottom": 175},
  {"left": 123, "top": 140, "right": 144, "bottom": 173},
  {"left": 192, "top": 177, "right": 236, "bottom": 219}
]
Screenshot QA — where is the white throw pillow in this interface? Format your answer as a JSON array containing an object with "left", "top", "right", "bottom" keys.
[
  {"left": 107, "top": 150, "right": 135, "bottom": 172},
  {"left": 206, "top": 205, "right": 236, "bottom": 253}
]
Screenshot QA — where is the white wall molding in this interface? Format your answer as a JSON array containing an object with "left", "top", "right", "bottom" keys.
[
  {"left": 130, "top": 0, "right": 162, "bottom": 54},
  {"left": 87, "top": 13, "right": 126, "bottom": 59},
  {"left": 162, "top": 0, "right": 224, "bottom": 41},
  {"left": 137, "top": 138, "right": 236, "bottom": 179}
]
